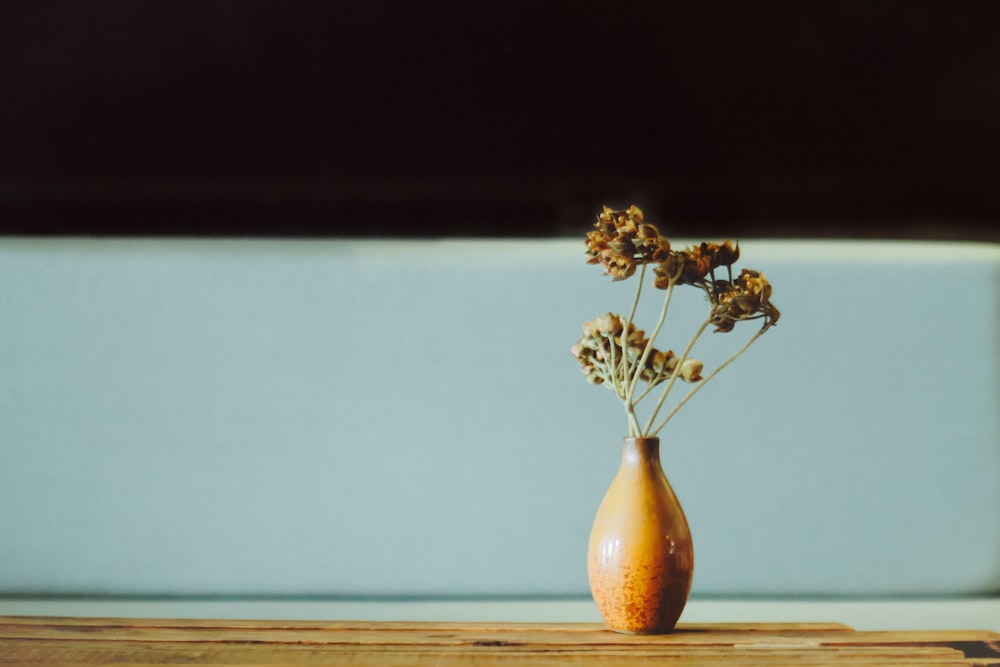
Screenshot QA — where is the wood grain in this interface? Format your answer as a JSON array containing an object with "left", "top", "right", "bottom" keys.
[{"left": 1, "top": 616, "right": 997, "bottom": 666}]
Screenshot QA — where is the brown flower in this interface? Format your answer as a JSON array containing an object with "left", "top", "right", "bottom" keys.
[
  {"left": 699, "top": 240, "right": 740, "bottom": 272},
  {"left": 575, "top": 204, "right": 779, "bottom": 437},
  {"left": 651, "top": 240, "right": 740, "bottom": 290},
  {"left": 679, "top": 358, "right": 704, "bottom": 382},
  {"left": 571, "top": 313, "right": 702, "bottom": 391},
  {"left": 585, "top": 205, "right": 670, "bottom": 280},
  {"left": 710, "top": 269, "right": 780, "bottom": 332}
]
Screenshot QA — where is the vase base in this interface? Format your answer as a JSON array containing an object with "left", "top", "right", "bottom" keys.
[{"left": 605, "top": 626, "right": 679, "bottom": 635}]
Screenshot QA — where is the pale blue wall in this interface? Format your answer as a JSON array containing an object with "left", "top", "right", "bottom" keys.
[{"left": 1, "top": 239, "right": 998, "bottom": 597}]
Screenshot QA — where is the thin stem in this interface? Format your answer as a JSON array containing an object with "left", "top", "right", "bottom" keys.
[
  {"left": 633, "top": 374, "right": 662, "bottom": 405},
  {"left": 625, "top": 277, "right": 676, "bottom": 406},
  {"left": 620, "top": 264, "right": 646, "bottom": 399},
  {"left": 597, "top": 355, "right": 616, "bottom": 393},
  {"left": 642, "top": 318, "right": 711, "bottom": 434},
  {"left": 626, "top": 265, "right": 646, "bottom": 326},
  {"left": 608, "top": 328, "right": 620, "bottom": 398},
  {"left": 617, "top": 346, "right": 642, "bottom": 435},
  {"left": 650, "top": 324, "right": 767, "bottom": 437},
  {"left": 626, "top": 406, "right": 641, "bottom": 437}
]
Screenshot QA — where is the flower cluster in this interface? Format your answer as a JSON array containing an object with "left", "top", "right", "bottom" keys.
[
  {"left": 652, "top": 240, "right": 740, "bottom": 289},
  {"left": 573, "top": 205, "right": 780, "bottom": 437},
  {"left": 571, "top": 313, "right": 703, "bottom": 392},
  {"left": 710, "top": 269, "right": 781, "bottom": 333},
  {"left": 587, "top": 206, "right": 779, "bottom": 332},
  {"left": 585, "top": 205, "right": 671, "bottom": 280}
]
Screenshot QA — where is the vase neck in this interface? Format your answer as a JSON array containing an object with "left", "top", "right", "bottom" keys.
[{"left": 622, "top": 436, "right": 661, "bottom": 467}]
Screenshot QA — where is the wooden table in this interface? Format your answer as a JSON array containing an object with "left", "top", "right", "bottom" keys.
[{"left": 2, "top": 616, "right": 998, "bottom": 665}]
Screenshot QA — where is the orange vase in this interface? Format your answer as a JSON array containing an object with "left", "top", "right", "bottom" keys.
[{"left": 588, "top": 436, "right": 694, "bottom": 634}]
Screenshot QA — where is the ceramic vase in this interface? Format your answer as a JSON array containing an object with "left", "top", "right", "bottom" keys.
[{"left": 588, "top": 436, "right": 694, "bottom": 634}]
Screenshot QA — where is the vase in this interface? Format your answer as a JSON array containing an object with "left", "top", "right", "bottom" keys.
[{"left": 588, "top": 436, "right": 694, "bottom": 634}]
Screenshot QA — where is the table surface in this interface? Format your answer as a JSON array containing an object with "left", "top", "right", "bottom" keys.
[
  {"left": 2, "top": 616, "right": 998, "bottom": 666},
  {"left": 4, "top": 597, "right": 1000, "bottom": 632}
]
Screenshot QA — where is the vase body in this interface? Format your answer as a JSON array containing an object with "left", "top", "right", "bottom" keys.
[{"left": 588, "top": 437, "right": 694, "bottom": 634}]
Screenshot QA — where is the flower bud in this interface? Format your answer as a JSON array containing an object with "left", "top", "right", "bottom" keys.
[
  {"left": 650, "top": 350, "right": 667, "bottom": 372},
  {"left": 598, "top": 313, "right": 616, "bottom": 336},
  {"left": 680, "top": 358, "right": 704, "bottom": 382}
]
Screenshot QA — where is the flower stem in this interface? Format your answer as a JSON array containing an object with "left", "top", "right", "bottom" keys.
[
  {"left": 620, "top": 264, "right": 645, "bottom": 399},
  {"left": 626, "top": 406, "right": 641, "bottom": 436},
  {"left": 608, "top": 325, "right": 621, "bottom": 398},
  {"left": 650, "top": 324, "right": 767, "bottom": 436},
  {"left": 632, "top": 374, "right": 661, "bottom": 405},
  {"left": 620, "top": 265, "right": 649, "bottom": 437},
  {"left": 626, "top": 277, "right": 676, "bottom": 407},
  {"left": 642, "top": 318, "right": 711, "bottom": 434},
  {"left": 625, "top": 264, "right": 645, "bottom": 328}
]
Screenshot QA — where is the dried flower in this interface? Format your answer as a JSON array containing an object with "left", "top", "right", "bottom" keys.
[
  {"left": 709, "top": 269, "right": 780, "bottom": 332},
  {"left": 679, "top": 358, "right": 704, "bottom": 383},
  {"left": 575, "top": 205, "right": 779, "bottom": 437},
  {"left": 571, "top": 314, "right": 702, "bottom": 397},
  {"left": 652, "top": 240, "right": 740, "bottom": 290},
  {"left": 585, "top": 206, "right": 671, "bottom": 281}
]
